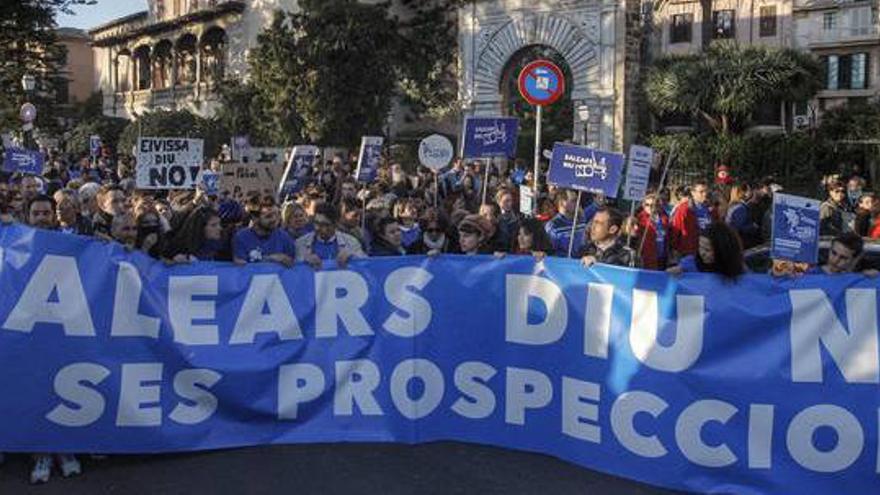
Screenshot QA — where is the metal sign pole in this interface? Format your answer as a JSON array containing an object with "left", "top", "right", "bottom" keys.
[
  {"left": 482, "top": 158, "right": 491, "bottom": 205},
  {"left": 434, "top": 172, "right": 439, "bottom": 208},
  {"left": 567, "top": 190, "right": 583, "bottom": 259},
  {"left": 533, "top": 104, "right": 543, "bottom": 215}
]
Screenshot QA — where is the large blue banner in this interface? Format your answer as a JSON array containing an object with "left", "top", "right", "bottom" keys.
[
  {"left": 463, "top": 117, "right": 519, "bottom": 159},
  {"left": 0, "top": 224, "right": 878, "bottom": 495}
]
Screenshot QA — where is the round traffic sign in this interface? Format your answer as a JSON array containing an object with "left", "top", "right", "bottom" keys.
[
  {"left": 518, "top": 60, "right": 565, "bottom": 107},
  {"left": 20, "top": 103, "right": 37, "bottom": 123},
  {"left": 418, "top": 134, "right": 454, "bottom": 171}
]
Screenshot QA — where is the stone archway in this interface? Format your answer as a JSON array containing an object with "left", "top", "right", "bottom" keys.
[{"left": 459, "top": 2, "right": 630, "bottom": 152}]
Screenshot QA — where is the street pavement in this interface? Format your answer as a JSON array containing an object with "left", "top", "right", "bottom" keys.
[{"left": 0, "top": 442, "right": 688, "bottom": 495}]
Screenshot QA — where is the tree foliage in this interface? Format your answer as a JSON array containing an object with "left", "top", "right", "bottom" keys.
[
  {"left": 118, "top": 109, "right": 228, "bottom": 160},
  {"left": 0, "top": 0, "right": 95, "bottom": 132},
  {"left": 817, "top": 102, "right": 880, "bottom": 141},
  {"left": 645, "top": 43, "right": 822, "bottom": 135},
  {"left": 216, "top": 0, "right": 460, "bottom": 147}
]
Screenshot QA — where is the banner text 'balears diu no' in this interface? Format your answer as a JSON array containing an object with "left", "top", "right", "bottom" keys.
[{"left": 0, "top": 224, "right": 878, "bottom": 494}]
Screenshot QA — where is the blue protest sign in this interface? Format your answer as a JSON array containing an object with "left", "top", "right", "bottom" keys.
[
  {"left": 1, "top": 224, "right": 879, "bottom": 495},
  {"left": 3, "top": 147, "right": 44, "bottom": 175},
  {"left": 89, "top": 135, "right": 102, "bottom": 159},
  {"left": 463, "top": 117, "right": 519, "bottom": 159},
  {"left": 278, "top": 145, "right": 319, "bottom": 198},
  {"left": 198, "top": 169, "right": 220, "bottom": 195},
  {"left": 547, "top": 143, "right": 624, "bottom": 197},
  {"left": 771, "top": 192, "right": 820, "bottom": 264},
  {"left": 356, "top": 136, "right": 384, "bottom": 183}
]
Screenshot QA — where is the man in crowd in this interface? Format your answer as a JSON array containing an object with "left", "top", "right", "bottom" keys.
[
  {"left": 233, "top": 198, "right": 296, "bottom": 267},
  {"left": 670, "top": 180, "right": 716, "bottom": 258},
  {"left": 53, "top": 189, "right": 93, "bottom": 235},
  {"left": 820, "top": 180, "right": 852, "bottom": 236},
  {"left": 545, "top": 189, "right": 589, "bottom": 257},
  {"left": 26, "top": 194, "right": 57, "bottom": 230},
  {"left": 92, "top": 184, "right": 127, "bottom": 237},
  {"left": 295, "top": 203, "right": 365, "bottom": 269},
  {"left": 495, "top": 187, "right": 521, "bottom": 250},
  {"left": 579, "top": 206, "right": 638, "bottom": 268},
  {"left": 810, "top": 232, "right": 877, "bottom": 275}
]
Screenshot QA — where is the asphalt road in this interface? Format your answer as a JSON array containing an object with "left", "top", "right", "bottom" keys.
[{"left": 0, "top": 442, "right": 687, "bottom": 495}]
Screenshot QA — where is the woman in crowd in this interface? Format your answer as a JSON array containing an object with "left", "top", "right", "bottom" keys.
[
  {"left": 636, "top": 192, "right": 670, "bottom": 270},
  {"left": 282, "top": 201, "right": 314, "bottom": 241},
  {"left": 164, "top": 206, "right": 226, "bottom": 262},
  {"left": 667, "top": 222, "right": 745, "bottom": 280},
  {"left": 395, "top": 199, "right": 422, "bottom": 251},
  {"left": 725, "top": 182, "right": 759, "bottom": 249},
  {"left": 510, "top": 217, "right": 551, "bottom": 259},
  {"left": 411, "top": 217, "right": 451, "bottom": 255},
  {"left": 135, "top": 209, "right": 164, "bottom": 258},
  {"left": 369, "top": 216, "right": 406, "bottom": 256}
]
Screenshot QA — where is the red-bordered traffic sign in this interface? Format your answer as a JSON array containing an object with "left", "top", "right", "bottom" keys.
[{"left": 518, "top": 60, "right": 565, "bottom": 107}]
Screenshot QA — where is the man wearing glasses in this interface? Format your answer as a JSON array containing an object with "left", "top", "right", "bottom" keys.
[{"left": 295, "top": 203, "right": 365, "bottom": 269}]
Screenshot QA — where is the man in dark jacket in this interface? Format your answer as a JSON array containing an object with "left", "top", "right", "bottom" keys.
[{"left": 579, "top": 206, "right": 638, "bottom": 268}]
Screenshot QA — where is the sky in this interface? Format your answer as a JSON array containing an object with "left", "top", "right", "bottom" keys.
[{"left": 56, "top": 0, "right": 148, "bottom": 30}]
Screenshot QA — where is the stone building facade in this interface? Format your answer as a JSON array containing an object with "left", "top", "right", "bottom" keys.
[
  {"left": 90, "top": 0, "right": 298, "bottom": 120},
  {"left": 458, "top": 0, "right": 641, "bottom": 152}
]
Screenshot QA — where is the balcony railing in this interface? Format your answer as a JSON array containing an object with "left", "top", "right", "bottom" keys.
[{"left": 815, "top": 25, "right": 880, "bottom": 43}]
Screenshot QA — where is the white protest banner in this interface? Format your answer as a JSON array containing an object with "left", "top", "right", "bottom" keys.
[
  {"left": 239, "top": 147, "right": 287, "bottom": 165},
  {"left": 519, "top": 185, "right": 534, "bottom": 216},
  {"left": 136, "top": 137, "right": 204, "bottom": 190},
  {"left": 220, "top": 162, "right": 284, "bottom": 200},
  {"left": 622, "top": 145, "right": 653, "bottom": 202}
]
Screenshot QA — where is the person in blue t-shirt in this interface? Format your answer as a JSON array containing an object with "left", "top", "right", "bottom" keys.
[{"left": 232, "top": 199, "right": 296, "bottom": 267}]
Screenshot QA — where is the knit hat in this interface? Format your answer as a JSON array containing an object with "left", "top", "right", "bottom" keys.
[{"left": 457, "top": 214, "right": 494, "bottom": 239}]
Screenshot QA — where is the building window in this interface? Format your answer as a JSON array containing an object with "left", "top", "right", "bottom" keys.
[
  {"left": 852, "top": 53, "right": 868, "bottom": 89},
  {"left": 850, "top": 6, "right": 873, "bottom": 36},
  {"left": 712, "top": 10, "right": 735, "bottom": 39},
  {"left": 759, "top": 6, "right": 777, "bottom": 37},
  {"left": 824, "top": 53, "right": 869, "bottom": 90},
  {"left": 670, "top": 14, "right": 693, "bottom": 43},
  {"left": 823, "top": 12, "right": 837, "bottom": 31}
]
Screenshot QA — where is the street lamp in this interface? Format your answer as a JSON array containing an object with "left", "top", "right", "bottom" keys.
[
  {"left": 21, "top": 74, "right": 36, "bottom": 94},
  {"left": 20, "top": 74, "right": 37, "bottom": 149}
]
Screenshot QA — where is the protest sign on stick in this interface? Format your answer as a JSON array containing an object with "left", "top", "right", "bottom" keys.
[{"left": 135, "top": 137, "right": 204, "bottom": 190}]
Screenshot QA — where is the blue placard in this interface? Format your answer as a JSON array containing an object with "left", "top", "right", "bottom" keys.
[
  {"left": 89, "top": 135, "right": 102, "bottom": 159},
  {"left": 547, "top": 143, "right": 625, "bottom": 197},
  {"left": 1, "top": 224, "right": 880, "bottom": 495},
  {"left": 771, "top": 192, "right": 820, "bottom": 264},
  {"left": 3, "top": 147, "right": 44, "bottom": 175},
  {"left": 278, "top": 146, "right": 320, "bottom": 198},
  {"left": 356, "top": 136, "right": 384, "bottom": 183},
  {"left": 198, "top": 170, "right": 220, "bottom": 195},
  {"left": 463, "top": 117, "right": 519, "bottom": 159}
]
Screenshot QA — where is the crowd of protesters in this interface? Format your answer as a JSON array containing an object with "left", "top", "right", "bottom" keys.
[{"left": 0, "top": 147, "right": 878, "bottom": 483}]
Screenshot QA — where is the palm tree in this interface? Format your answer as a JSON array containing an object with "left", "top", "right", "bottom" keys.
[{"left": 645, "top": 42, "right": 822, "bottom": 137}]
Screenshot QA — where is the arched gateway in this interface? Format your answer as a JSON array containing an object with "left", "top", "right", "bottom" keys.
[{"left": 459, "top": 0, "right": 640, "bottom": 153}]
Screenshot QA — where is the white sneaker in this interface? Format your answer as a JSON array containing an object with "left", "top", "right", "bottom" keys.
[
  {"left": 30, "top": 454, "right": 53, "bottom": 484},
  {"left": 57, "top": 454, "right": 82, "bottom": 478}
]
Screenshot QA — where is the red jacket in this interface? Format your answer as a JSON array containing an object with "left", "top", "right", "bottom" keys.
[
  {"left": 669, "top": 199, "right": 717, "bottom": 256},
  {"left": 637, "top": 209, "right": 670, "bottom": 270}
]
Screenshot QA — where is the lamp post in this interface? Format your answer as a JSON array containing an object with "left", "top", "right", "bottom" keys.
[{"left": 20, "top": 74, "right": 36, "bottom": 149}]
